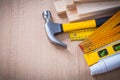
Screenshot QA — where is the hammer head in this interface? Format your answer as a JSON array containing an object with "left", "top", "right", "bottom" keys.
[{"left": 42, "top": 10, "right": 67, "bottom": 48}]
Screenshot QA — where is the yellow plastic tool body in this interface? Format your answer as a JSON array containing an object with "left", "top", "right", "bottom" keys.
[
  {"left": 84, "top": 40, "right": 120, "bottom": 66},
  {"left": 82, "top": 26, "right": 120, "bottom": 53},
  {"left": 81, "top": 11, "right": 120, "bottom": 46},
  {"left": 80, "top": 10, "right": 120, "bottom": 53},
  {"left": 69, "top": 28, "right": 96, "bottom": 41},
  {"left": 62, "top": 20, "right": 96, "bottom": 32},
  {"left": 82, "top": 25, "right": 120, "bottom": 48}
]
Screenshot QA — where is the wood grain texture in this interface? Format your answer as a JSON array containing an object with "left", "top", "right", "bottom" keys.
[
  {"left": 66, "top": 7, "right": 120, "bottom": 22},
  {"left": 64, "top": 0, "right": 76, "bottom": 9},
  {"left": 54, "top": 0, "right": 66, "bottom": 15},
  {"left": 77, "top": 1, "right": 120, "bottom": 16},
  {"left": 74, "top": 0, "right": 119, "bottom": 3},
  {"left": 0, "top": 0, "right": 120, "bottom": 80}
]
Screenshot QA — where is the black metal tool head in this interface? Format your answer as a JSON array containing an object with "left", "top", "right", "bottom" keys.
[{"left": 42, "top": 10, "right": 67, "bottom": 48}]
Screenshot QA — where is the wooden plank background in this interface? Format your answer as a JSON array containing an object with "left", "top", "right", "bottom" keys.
[{"left": 0, "top": 0, "right": 120, "bottom": 80}]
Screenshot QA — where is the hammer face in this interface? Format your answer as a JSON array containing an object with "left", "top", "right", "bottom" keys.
[{"left": 45, "top": 20, "right": 67, "bottom": 48}]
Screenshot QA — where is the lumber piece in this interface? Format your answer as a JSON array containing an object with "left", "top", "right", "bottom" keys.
[
  {"left": 64, "top": 0, "right": 76, "bottom": 9},
  {"left": 54, "top": 0, "right": 66, "bottom": 15},
  {"left": 74, "top": 0, "right": 119, "bottom": 3},
  {"left": 66, "top": 8, "right": 80, "bottom": 22},
  {"left": 76, "top": 1, "right": 120, "bottom": 17},
  {"left": 65, "top": 0, "right": 119, "bottom": 9},
  {"left": 67, "top": 7, "right": 120, "bottom": 22}
]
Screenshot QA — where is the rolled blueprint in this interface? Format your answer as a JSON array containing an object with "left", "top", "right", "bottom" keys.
[{"left": 90, "top": 53, "right": 120, "bottom": 75}]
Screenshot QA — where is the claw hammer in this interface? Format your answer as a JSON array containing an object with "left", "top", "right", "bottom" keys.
[{"left": 42, "top": 10, "right": 110, "bottom": 48}]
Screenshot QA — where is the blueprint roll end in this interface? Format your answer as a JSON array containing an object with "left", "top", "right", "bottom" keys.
[
  {"left": 90, "top": 53, "right": 120, "bottom": 75},
  {"left": 90, "top": 61, "right": 107, "bottom": 75}
]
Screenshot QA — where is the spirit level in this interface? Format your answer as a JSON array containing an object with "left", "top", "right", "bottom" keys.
[{"left": 84, "top": 40, "right": 120, "bottom": 66}]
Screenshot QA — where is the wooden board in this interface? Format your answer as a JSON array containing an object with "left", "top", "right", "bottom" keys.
[
  {"left": 54, "top": 0, "right": 120, "bottom": 21},
  {"left": 74, "top": 0, "right": 119, "bottom": 3},
  {"left": 77, "top": 1, "right": 120, "bottom": 17},
  {"left": 67, "top": 0, "right": 119, "bottom": 7},
  {"left": 65, "top": 0, "right": 76, "bottom": 9},
  {"left": 67, "top": 7, "right": 120, "bottom": 22},
  {"left": 54, "top": 0, "right": 66, "bottom": 15},
  {"left": 66, "top": 8, "right": 80, "bottom": 22}
]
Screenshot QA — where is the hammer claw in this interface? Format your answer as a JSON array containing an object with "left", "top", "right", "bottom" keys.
[
  {"left": 49, "top": 34, "right": 67, "bottom": 48},
  {"left": 43, "top": 10, "right": 67, "bottom": 48}
]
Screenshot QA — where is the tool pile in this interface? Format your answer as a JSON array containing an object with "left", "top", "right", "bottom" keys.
[
  {"left": 43, "top": 10, "right": 109, "bottom": 48},
  {"left": 54, "top": 0, "right": 120, "bottom": 22},
  {"left": 53, "top": 0, "right": 120, "bottom": 76},
  {"left": 54, "top": 0, "right": 120, "bottom": 41},
  {"left": 43, "top": 0, "right": 120, "bottom": 76},
  {"left": 81, "top": 10, "right": 120, "bottom": 75}
]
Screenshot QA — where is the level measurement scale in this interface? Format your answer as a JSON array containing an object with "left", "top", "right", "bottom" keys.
[
  {"left": 79, "top": 10, "right": 120, "bottom": 53},
  {"left": 83, "top": 33, "right": 120, "bottom": 53},
  {"left": 80, "top": 11, "right": 120, "bottom": 46},
  {"left": 81, "top": 25, "right": 120, "bottom": 48}
]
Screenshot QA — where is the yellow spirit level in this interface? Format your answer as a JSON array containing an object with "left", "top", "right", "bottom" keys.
[{"left": 84, "top": 40, "right": 120, "bottom": 66}]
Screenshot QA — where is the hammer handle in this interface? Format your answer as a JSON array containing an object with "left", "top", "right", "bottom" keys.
[{"left": 62, "top": 16, "right": 110, "bottom": 32}]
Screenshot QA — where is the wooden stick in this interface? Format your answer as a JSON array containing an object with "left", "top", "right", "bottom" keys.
[
  {"left": 76, "top": 1, "right": 120, "bottom": 17},
  {"left": 67, "top": 7, "right": 120, "bottom": 22},
  {"left": 74, "top": 0, "right": 119, "bottom": 3},
  {"left": 54, "top": 0, "right": 66, "bottom": 15},
  {"left": 64, "top": 0, "right": 76, "bottom": 9}
]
